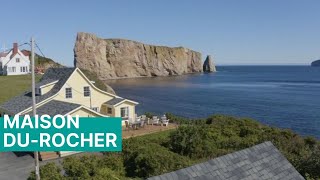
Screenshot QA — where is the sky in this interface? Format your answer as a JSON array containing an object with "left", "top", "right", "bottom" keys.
[{"left": 0, "top": 0, "right": 319, "bottom": 66}]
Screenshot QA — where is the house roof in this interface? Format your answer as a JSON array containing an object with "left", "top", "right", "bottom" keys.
[
  {"left": 0, "top": 52, "right": 8, "bottom": 58},
  {"left": 147, "top": 141, "right": 304, "bottom": 180},
  {"left": 27, "top": 100, "right": 81, "bottom": 116},
  {"left": 0, "top": 68, "right": 76, "bottom": 114},
  {"left": 21, "top": 50, "right": 30, "bottom": 56},
  {"left": 105, "top": 97, "right": 125, "bottom": 106},
  {"left": 35, "top": 78, "right": 58, "bottom": 88}
]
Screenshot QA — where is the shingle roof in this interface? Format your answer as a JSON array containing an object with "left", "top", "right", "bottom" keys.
[
  {"left": 35, "top": 78, "right": 57, "bottom": 88},
  {"left": 105, "top": 97, "right": 125, "bottom": 106},
  {"left": 27, "top": 100, "right": 81, "bottom": 116},
  {"left": 0, "top": 68, "right": 76, "bottom": 114},
  {"left": 148, "top": 141, "right": 304, "bottom": 180}
]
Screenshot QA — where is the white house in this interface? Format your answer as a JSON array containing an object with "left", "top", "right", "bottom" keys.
[{"left": 0, "top": 43, "right": 30, "bottom": 75}]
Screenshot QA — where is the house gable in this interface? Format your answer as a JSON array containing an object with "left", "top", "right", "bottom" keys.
[
  {"left": 53, "top": 68, "right": 121, "bottom": 111},
  {"left": 6, "top": 52, "right": 30, "bottom": 67}
]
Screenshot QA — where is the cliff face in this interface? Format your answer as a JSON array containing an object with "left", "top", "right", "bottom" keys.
[
  {"left": 74, "top": 32, "right": 203, "bottom": 80},
  {"left": 311, "top": 60, "right": 320, "bottom": 67}
]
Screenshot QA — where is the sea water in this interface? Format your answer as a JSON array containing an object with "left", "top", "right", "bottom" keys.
[{"left": 106, "top": 66, "right": 320, "bottom": 138}]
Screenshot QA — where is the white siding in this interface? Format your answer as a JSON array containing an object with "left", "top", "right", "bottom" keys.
[{"left": 0, "top": 49, "right": 30, "bottom": 75}]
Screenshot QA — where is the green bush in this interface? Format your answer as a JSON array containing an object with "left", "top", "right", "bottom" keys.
[
  {"left": 63, "top": 154, "right": 124, "bottom": 179},
  {"left": 28, "top": 114, "right": 320, "bottom": 180},
  {"left": 123, "top": 139, "right": 191, "bottom": 178},
  {"left": 93, "top": 168, "right": 121, "bottom": 180},
  {"left": 28, "top": 162, "right": 63, "bottom": 180},
  {"left": 99, "top": 153, "right": 125, "bottom": 176},
  {"left": 63, "top": 155, "right": 100, "bottom": 178},
  {"left": 169, "top": 125, "right": 215, "bottom": 158}
]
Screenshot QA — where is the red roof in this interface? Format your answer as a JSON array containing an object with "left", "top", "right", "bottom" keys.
[{"left": 21, "top": 50, "right": 30, "bottom": 56}]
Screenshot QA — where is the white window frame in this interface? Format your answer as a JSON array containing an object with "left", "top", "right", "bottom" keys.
[
  {"left": 65, "top": 87, "right": 72, "bottom": 99},
  {"left": 83, "top": 86, "right": 90, "bottom": 97},
  {"left": 92, "top": 107, "right": 99, "bottom": 112},
  {"left": 16, "top": 58, "right": 20, "bottom": 63},
  {"left": 120, "top": 107, "right": 129, "bottom": 118}
]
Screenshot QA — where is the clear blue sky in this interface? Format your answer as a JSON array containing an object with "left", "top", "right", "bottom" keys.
[{"left": 1, "top": 0, "right": 319, "bottom": 66}]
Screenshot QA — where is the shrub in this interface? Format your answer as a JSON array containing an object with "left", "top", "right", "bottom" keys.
[
  {"left": 123, "top": 139, "right": 191, "bottom": 178},
  {"left": 99, "top": 153, "right": 125, "bottom": 176},
  {"left": 92, "top": 168, "right": 121, "bottom": 180},
  {"left": 63, "top": 155, "right": 100, "bottom": 178},
  {"left": 28, "top": 162, "right": 63, "bottom": 180},
  {"left": 168, "top": 125, "right": 216, "bottom": 158}
]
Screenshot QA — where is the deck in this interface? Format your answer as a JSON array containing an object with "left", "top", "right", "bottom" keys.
[{"left": 123, "top": 124, "right": 178, "bottom": 139}]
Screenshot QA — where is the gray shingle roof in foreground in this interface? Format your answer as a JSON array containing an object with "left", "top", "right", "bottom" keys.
[
  {"left": 0, "top": 68, "right": 76, "bottom": 114},
  {"left": 27, "top": 100, "right": 81, "bottom": 116},
  {"left": 105, "top": 97, "right": 125, "bottom": 106},
  {"left": 0, "top": 152, "right": 34, "bottom": 180},
  {"left": 148, "top": 141, "right": 305, "bottom": 180}
]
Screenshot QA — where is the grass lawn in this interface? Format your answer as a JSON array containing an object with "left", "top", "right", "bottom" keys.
[{"left": 0, "top": 75, "right": 42, "bottom": 104}]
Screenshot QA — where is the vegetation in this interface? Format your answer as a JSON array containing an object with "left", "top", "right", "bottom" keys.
[
  {"left": 34, "top": 53, "right": 62, "bottom": 68},
  {"left": 0, "top": 75, "right": 42, "bottom": 104},
  {"left": 28, "top": 162, "right": 63, "bottom": 180},
  {"left": 29, "top": 114, "right": 320, "bottom": 179}
]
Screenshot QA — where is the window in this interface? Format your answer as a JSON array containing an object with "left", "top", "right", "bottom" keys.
[
  {"left": 20, "top": 67, "right": 27, "bottom": 72},
  {"left": 12, "top": 67, "right": 16, "bottom": 72},
  {"left": 16, "top": 58, "right": 20, "bottom": 63},
  {"left": 65, "top": 88, "right": 72, "bottom": 99},
  {"left": 20, "top": 67, "right": 26, "bottom": 72},
  {"left": 120, "top": 107, "right": 129, "bottom": 118},
  {"left": 92, "top": 107, "right": 99, "bottom": 112},
  {"left": 83, "top": 86, "right": 90, "bottom": 97},
  {"left": 107, "top": 107, "right": 112, "bottom": 114}
]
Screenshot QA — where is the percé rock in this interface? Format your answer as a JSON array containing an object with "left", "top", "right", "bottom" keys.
[
  {"left": 311, "top": 60, "right": 320, "bottom": 67},
  {"left": 74, "top": 32, "right": 203, "bottom": 80},
  {"left": 203, "top": 55, "right": 216, "bottom": 72}
]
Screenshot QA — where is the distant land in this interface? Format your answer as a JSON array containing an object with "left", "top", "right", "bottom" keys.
[
  {"left": 22, "top": 50, "right": 63, "bottom": 70},
  {"left": 311, "top": 59, "right": 320, "bottom": 67},
  {"left": 74, "top": 32, "right": 216, "bottom": 80}
]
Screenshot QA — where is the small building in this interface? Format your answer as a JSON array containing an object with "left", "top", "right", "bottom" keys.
[
  {"left": 148, "top": 141, "right": 304, "bottom": 180},
  {"left": 0, "top": 67, "right": 138, "bottom": 159},
  {"left": 0, "top": 43, "right": 30, "bottom": 75}
]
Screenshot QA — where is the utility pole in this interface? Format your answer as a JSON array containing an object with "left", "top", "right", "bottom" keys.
[{"left": 31, "top": 37, "right": 40, "bottom": 180}]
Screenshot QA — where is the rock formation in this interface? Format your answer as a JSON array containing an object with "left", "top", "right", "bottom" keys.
[
  {"left": 74, "top": 32, "right": 203, "bottom": 80},
  {"left": 311, "top": 60, "right": 320, "bottom": 67},
  {"left": 203, "top": 55, "right": 216, "bottom": 72}
]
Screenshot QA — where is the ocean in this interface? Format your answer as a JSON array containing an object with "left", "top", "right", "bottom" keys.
[{"left": 106, "top": 66, "right": 320, "bottom": 138}]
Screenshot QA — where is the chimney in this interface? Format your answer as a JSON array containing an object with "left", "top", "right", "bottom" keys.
[{"left": 13, "top": 43, "right": 18, "bottom": 54}]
